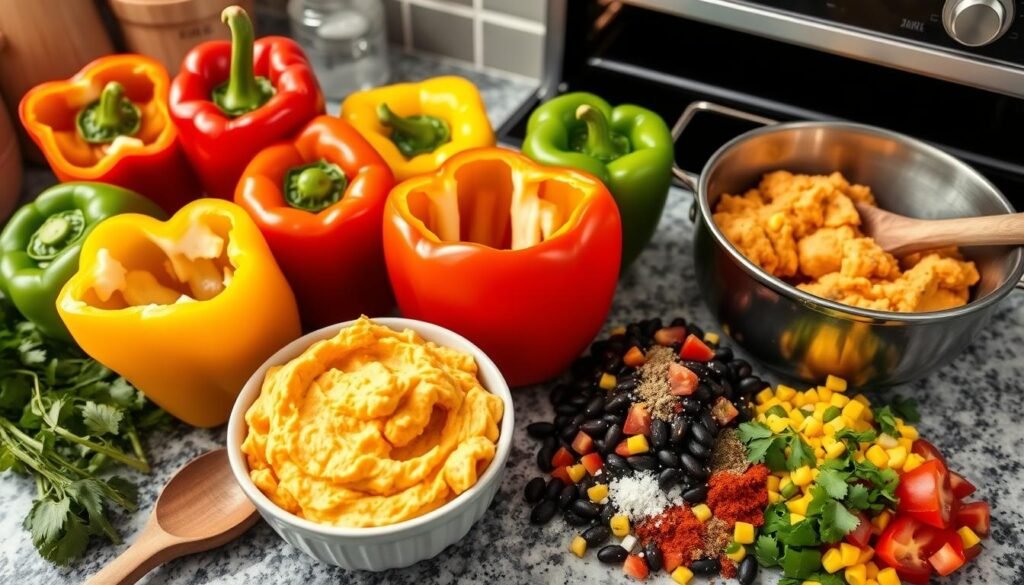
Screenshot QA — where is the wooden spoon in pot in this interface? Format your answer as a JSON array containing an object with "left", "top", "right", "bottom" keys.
[
  {"left": 85, "top": 449, "right": 259, "bottom": 585},
  {"left": 855, "top": 203, "right": 1024, "bottom": 256}
]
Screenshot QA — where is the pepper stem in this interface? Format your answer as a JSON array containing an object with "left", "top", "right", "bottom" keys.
[
  {"left": 575, "top": 105, "right": 620, "bottom": 161},
  {"left": 35, "top": 217, "right": 71, "bottom": 246},
  {"left": 376, "top": 103, "right": 451, "bottom": 158},
  {"left": 378, "top": 103, "right": 437, "bottom": 143},
  {"left": 96, "top": 82, "right": 127, "bottom": 131},
  {"left": 213, "top": 6, "right": 273, "bottom": 116},
  {"left": 296, "top": 167, "right": 333, "bottom": 201}
]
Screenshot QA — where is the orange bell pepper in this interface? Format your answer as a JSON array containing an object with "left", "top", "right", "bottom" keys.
[
  {"left": 57, "top": 199, "right": 301, "bottom": 427},
  {"left": 236, "top": 115, "right": 395, "bottom": 329},
  {"left": 19, "top": 55, "right": 198, "bottom": 213},
  {"left": 383, "top": 147, "right": 622, "bottom": 386}
]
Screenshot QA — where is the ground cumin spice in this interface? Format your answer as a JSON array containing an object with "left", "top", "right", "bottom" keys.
[
  {"left": 709, "top": 428, "right": 749, "bottom": 474},
  {"left": 706, "top": 464, "right": 770, "bottom": 526},
  {"left": 635, "top": 346, "right": 678, "bottom": 420}
]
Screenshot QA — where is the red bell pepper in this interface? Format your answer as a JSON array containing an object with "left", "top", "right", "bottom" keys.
[
  {"left": 170, "top": 6, "right": 324, "bottom": 198},
  {"left": 236, "top": 115, "right": 395, "bottom": 329}
]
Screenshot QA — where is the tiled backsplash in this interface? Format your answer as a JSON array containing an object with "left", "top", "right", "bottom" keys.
[{"left": 384, "top": 0, "right": 547, "bottom": 80}]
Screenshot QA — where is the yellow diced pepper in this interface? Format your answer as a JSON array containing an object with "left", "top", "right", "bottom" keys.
[
  {"left": 903, "top": 453, "right": 926, "bottom": 472},
  {"left": 898, "top": 437, "right": 915, "bottom": 451},
  {"left": 790, "top": 513, "right": 806, "bottom": 525},
  {"left": 818, "top": 386, "right": 833, "bottom": 402},
  {"left": 588, "top": 484, "right": 609, "bottom": 503},
  {"left": 822, "top": 548, "right": 844, "bottom": 573},
  {"left": 703, "top": 331, "right": 720, "bottom": 345},
  {"left": 755, "top": 388, "right": 775, "bottom": 405},
  {"left": 626, "top": 435, "right": 649, "bottom": 455},
  {"left": 610, "top": 514, "right": 630, "bottom": 537},
  {"left": 853, "top": 393, "right": 871, "bottom": 405},
  {"left": 858, "top": 547, "right": 874, "bottom": 564},
  {"left": 599, "top": 372, "right": 616, "bottom": 390},
  {"left": 958, "top": 526, "right": 981, "bottom": 549},
  {"left": 804, "top": 388, "right": 819, "bottom": 403},
  {"left": 570, "top": 535, "right": 587, "bottom": 557},
  {"left": 826, "top": 416, "right": 848, "bottom": 434},
  {"left": 871, "top": 511, "right": 892, "bottom": 534},
  {"left": 842, "top": 400, "right": 866, "bottom": 421},
  {"left": 776, "top": 384, "right": 797, "bottom": 401},
  {"left": 768, "top": 415, "right": 791, "bottom": 434},
  {"left": 768, "top": 491, "right": 782, "bottom": 504},
  {"left": 840, "top": 543, "right": 861, "bottom": 567},
  {"left": 877, "top": 567, "right": 902, "bottom": 585},
  {"left": 846, "top": 563, "right": 867, "bottom": 585},
  {"left": 813, "top": 403, "right": 828, "bottom": 421},
  {"left": 791, "top": 466, "right": 813, "bottom": 487},
  {"left": 568, "top": 464, "right": 587, "bottom": 483},
  {"left": 767, "top": 475, "right": 781, "bottom": 492},
  {"left": 825, "top": 440, "right": 847, "bottom": 460},
  {"left": 866, "top": 561, "right": 879, "bottom": 579},
  {"left": 692, "top": 504, "right": 712, "bottom": 523},
  {"left": 792, "top": 393, "right": 806, "bottom": 408},
  {"left": 786, "top": 493, "right": 812, "bottom": 516},
  {"left": 886, "top": 446, "right": 908, "bottom": 470},
  {"left": 734, "top": 521, "right": 755, "bottom": 544},
  {"left": 671, "top": 567, "right": 694, "bottom": 584},
  {"left": 866, "top": 445, "right": 889, "bottom": 469},
  {"left": 789, "top": 408, "right": 806, "bottom": 427},
  {"left": 826, "top": 375, "right": 848, "bottom": 392},
  {"left": 900, "top": 424, "right": 919, "bottom": 440},
  {"left": 726, "top": 543, "right": 747, "bottom": 562},
  {"left": 802, "top": 417, "right": 824, "bottom": 438},
  {"left": 830, "top": 393, "right": 851, "bottom": 408}
]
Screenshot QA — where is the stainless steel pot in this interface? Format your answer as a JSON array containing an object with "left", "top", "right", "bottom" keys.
[{"left": 673, "top": 101, "right": 1024, "bottom": 387}]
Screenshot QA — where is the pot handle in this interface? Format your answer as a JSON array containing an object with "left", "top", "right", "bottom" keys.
[{"left": 671, "top": 101, "right": 777, "bottom": 219}]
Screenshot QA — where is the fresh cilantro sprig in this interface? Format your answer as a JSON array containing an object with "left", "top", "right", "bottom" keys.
[
  {"left": 0, "top": 294, "right": 168, "bottom": 565},
  {"left": 738, "top": 421, "right": 816, "bottom": 471}
]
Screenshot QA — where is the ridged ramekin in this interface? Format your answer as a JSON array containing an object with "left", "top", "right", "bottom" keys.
[{"left": 226, "top": 317, "right": 514, "bottom": 571}]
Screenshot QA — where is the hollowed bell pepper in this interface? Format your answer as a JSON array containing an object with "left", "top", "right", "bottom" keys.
[
  {"left": 236, "top": 115, "right": 395, "bottom": 329},
  {"left": 170, "top": 6, "right": 324, "bottom": 198},
  {"left": 19, "top": 55, "right": 199, "bottom": 213},
  {"left": 523, "top": 92, "right": 674, "bottom": 269},
  {"left": 341, "top": 76, "right": 494, "bottom": 181},
  {"left": 0, "top": 183, "right": 165, "bottom": 341},
  {"left": 56, "top": 199, "right": 301, "bottom": 427},
  {"left": 383, "top": 147, "right": 621, "bottom": 386}
]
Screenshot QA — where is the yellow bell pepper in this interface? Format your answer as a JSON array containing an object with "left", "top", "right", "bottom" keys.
[
  {"left": 57, "top": 199, "right": 301, "bottom": 427},
  {"left": 340, "top": 76, "right": 494, "bottom": 181}
]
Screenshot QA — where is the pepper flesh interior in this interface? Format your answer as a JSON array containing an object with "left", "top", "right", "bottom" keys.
[
  {"left": 81, "top": 216, "right": 236, "bottom": 309},
  {"left": 405, "top": 159, "right": 586, "bottom": 250}
]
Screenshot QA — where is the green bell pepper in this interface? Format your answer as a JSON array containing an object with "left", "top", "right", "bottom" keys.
[
  {"left": 523, "top": 93, "right": 674, "bottom": 269},
  {"left": 0, "top": 182, "right": 165, "bottom": 341}
]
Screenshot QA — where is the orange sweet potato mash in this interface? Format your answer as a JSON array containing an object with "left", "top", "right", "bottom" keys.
[{"left": 713, "top": 171, "right": 979, "bottom": 312}]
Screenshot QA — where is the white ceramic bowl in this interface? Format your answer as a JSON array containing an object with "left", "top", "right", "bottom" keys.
[{"left": 226, "top": 317, "right": 514, "bottom": 571}]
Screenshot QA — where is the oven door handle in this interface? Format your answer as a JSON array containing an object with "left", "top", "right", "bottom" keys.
[{"left": 670, "top": 101, "right": 777, "bottom": 217}]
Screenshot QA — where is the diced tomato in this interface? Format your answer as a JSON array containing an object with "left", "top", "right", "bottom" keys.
[
  {"left": 963, "top": 544, "right": 982, "bottom": 562},
  {"left": 846, "top": 512, "right": 873, "bottom": 548},
  {"left": 679, "top": 334, "right": 714, "bottom": 361},
  {"left": 950, "top": 471, "right": 977, "bottom": 499},
  {"left": 580, "top": 452, "right": 604, "bottom": 476},
  {"left": 551, "top": 466, "right": 572, "bottom": 485},
  {"left": 911, "top": 439, "right": 947, "bottom": 466},
  {"left": 654, "top": 326, "right": 687, "bottom": 346},
  {"left": 955, "top": 501, "right": 990, "bottom": 536},
  {"left": 623, "top": 554, "right": 649, "bottom": 580},
  {"left": 668, "top": 362, "right": 699, "bottom": 396},
  {"left": 623, "top": 403, "right": 652, "bottom": 436},
  {"left": 571, "top": 431, "right": 594, "bottom": 455},
  {"left": 624, "top": 346, "right": 646, "bottom": 367},
  {"left": 551, "top": 446, "right": 575, "bottom": 469},
  {"left": 928, "top": 539, "right": 966, "bottom": 576},
  {"left": 896, "top": 459, "right": 956, "bottom": 529},
  {"left": 615, "top": 440, "right": 631, "bottom": 457},
  {"left": 711, "top": 396, "right": 739, "bottom": 426},
  {"left": 875, "top": 515, "right": 952, "bottom": 585},
  {"left": 663, "top": 550, "right": 684, "bottom": 572}
]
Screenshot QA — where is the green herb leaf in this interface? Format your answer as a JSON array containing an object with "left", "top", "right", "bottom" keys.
[
  {"left": 845, "top": 483, "right": 871, "bottom": 511},
  {"left": 888, "top": 396, "right": 921, "bottom": 423},
  {"left": 816, "top": 468, "right": 849, "bottom": 500},
  {"left": 786, "top": 433, "right": 817, "bottom": 470},
  {"left": 755, "top": 534, "right": 780, "bottom": 567},
  {"left": 738, "top": 421, "right": 773, "bottom": 442},
  {"left": 27, "top": 497, "right": 71, "bottom": 547},
  {"left": 779, "top": 517, "right": 821, "bottom": 547},
  {"left": 763, "top": 503, "right": 791, "bottom": 534},
  {"left": 819, "top": 500, "right": 860, "bottom": 543},
  {"left": 36, "top": 514, "right": 88, "bottom": 566},
  {"left": 81, "top": 402, "right": 123, "bottom": 437},
  {"left": 874, "top": 406, "right": 901, "bottom": 437},
  {"left": 780, "top": 546, "right": 822, "bottom": 579}
]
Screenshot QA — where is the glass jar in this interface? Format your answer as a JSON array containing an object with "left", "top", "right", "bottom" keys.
[{"left": 287, "top": 0, "right": 390, "bottom": 99}]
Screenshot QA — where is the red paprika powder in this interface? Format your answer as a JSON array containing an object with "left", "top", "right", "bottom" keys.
[
  {"left": 635, "top": 505, "right": 704, "bottom": 569},
  {"left": 706, "top": 464, "right": 770, "bottom": 525}
]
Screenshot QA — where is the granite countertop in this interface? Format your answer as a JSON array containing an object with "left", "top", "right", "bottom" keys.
[{"left": 3, "top": 54, "right": 1024, "bottom": 585}]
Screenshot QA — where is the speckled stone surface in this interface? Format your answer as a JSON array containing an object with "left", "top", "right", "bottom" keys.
[{"left": 2, "top": 56, "right": 1023, "bottom": 585}]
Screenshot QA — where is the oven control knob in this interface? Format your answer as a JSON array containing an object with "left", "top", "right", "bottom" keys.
[{"left": 942, "top": 0, "right": 1013, "bottom": 47}]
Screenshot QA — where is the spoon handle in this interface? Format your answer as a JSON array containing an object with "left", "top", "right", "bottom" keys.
[
  {"left": 906, "top": 212, "right": 1024, "bottom": 250},
  {"left": 85, "top": 524, "right": 182, "bottom": 585}
]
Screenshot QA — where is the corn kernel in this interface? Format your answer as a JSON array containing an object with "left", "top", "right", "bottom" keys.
[
  {"left": 767, "top": 475, "right": 781, "bottom": 492},
  {"left": 755, "top": 388, "right": 775, "bottom": 405},
  {"left": 779, "top": 401, "right": 793, "bottom": 413},
  {"left": 898, "top": 437, "right": 915, "bottom": 451},
  {"left": 671, "top": 567, "right": 694, "bottom": 585},
  {"left": 792, "top": 393, "right": 806, "bottom": 408},
  {"left": 791, "top": 466, "right": 813, "bottom": 487},
  {"left": 627, "top": 435, "right": 650, "bottom": 455},
  {"left": 692, "top": 504, "right": 712, "bottom": 523},
  {"left": 768, "top": 491, "right": 782, "bottom": 503},
  {"left": 826, "top": 417, "right": 848, "bottom": 435},
  {"left": 610, "top": 515, "right": 630, "bottom": 537},
  {"left": 804, "top": 388, "right": 819, "bottom": 403},
  {"left": 840, "top": 543, "right": 861, "bottom": 567},
  {"left": 568, "top": 464, "right": 587, "bottom": 483},
  {"left": 734, "top": 521, "right": 755, "bottom": 544},
  {"left": 877, "top": 433, "right": 900, "bottom": 449},
  {"left": 822, "top": 548, "right": 844, "bottom": 573},
  {"left": 767, "top": 212, "right": 786, "bottom": 231},
  {"left": 871, "top": 510, "right": 892, "bottom": 534},
  {"left": 877, "top": 567, "right": 902, "bottom": 585},
  {"left": 886, "top": 447, "right": 908, "bottom": 470},
  {"left": 866, "top": 445, "right": 889, "bottom": 469},
  {"left": 830, "top": 393, "right": 851, "bottom": 408},
  {"left": 866, "top": 562, "right": 880, "bottom": 579},
  {"left": 842, "top": 400, "right": 866, "bottom": 421},
  {"left": 801, "top": 582, "right": 822, "bottom": 585},
  {"left": 958, "top": 526, "right": 981, "bottom": 549},
  {"left": 826, "top": 375, "right": 848, "bottom": 392},
  {"left": 609, "top": 326, "right": 626, "bottom": 336},
  {"left": 853, "top": 393, "right": 871, "bottom": 405},
  {"left": 588, "top": 484, "right": 609, "bottom": 503},
  {"left": 900, "top": 424, "right": 919, "bottom": 440},
  {"left": 703, "top": 332, "right": 720, "bottom": 345},
  {"left": 789, "top": 408, "right": 806, "bottom": 427},
  {"left": 786, "top": 493, "right": 812, "bottom": 516},
  {"left": 599, "top": 373, "right": 616, "bottom": 390},
  {"left": 866, "top": 581, "right": 879, "bottom": 585},
  {"left": 790, "top": 513, "right": 806, "bottom": 525},
  {"left": 726, "top": 543, "right": 747, "bottom": 562},
  {"left": 768, "top": 416, "right": 790, "bottom": 434},
  {"left": 825, "top": 441, "right": 847, "bottom": 459},
  {"left": 818, "top": 386, "right": 833, "bottom": 402},
  {"left": 858, "top": 547, "right": 875, "bottom": 564},
  {"left": 846, "top": 563, "right": 867, "bottom": 585},
  {"left": 802, "top": 417, "right": 824, "bottom": 438},
  {"left": 807, "top": 436, "right": 823, "bottom": 449},
  {"left": 776, "top": 384, "right": 797, "bottom": 401},
  {"left": 903, "top": 453, "right": 926, "bottom": 472},
  {"left": 570, "top": 535, "right": 587, "bottom": 558}
]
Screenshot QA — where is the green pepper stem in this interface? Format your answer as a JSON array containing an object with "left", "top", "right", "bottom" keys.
[
  {"left": 377, "top": 103, "right": 438, "bottom": 144},
  {"left": 219, "top": 6, "right": 262, "bottom": 114},
  {"left": 35, "top": 217, "right": 71, "bottom": 246},
  {"left": 96, "top": 82, "right": 127, "bottom": 130},
  {"left": 296, "top": 167, "right": 333, "bottom": 200},
  {"left": 577, "top": 104, "right": 624, "bottom": 160}
]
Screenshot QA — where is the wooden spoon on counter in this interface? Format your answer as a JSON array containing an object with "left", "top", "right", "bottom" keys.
[
  {"left": 85, "top": 449, "right": 259, "bottom": 585},
  {"left": 855, "top": 203, "right": 1024, "bottom": 256}
]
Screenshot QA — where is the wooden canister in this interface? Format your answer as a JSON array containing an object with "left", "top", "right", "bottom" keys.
[
  {"left": 0, "top": 91, "right": 22, "bottom": 222},
  {"left": 0, "top": 0, "right": 114, "bottom": 161},
  {"left": 109, "top": 0, "right": 256, "bottom": 74}
]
